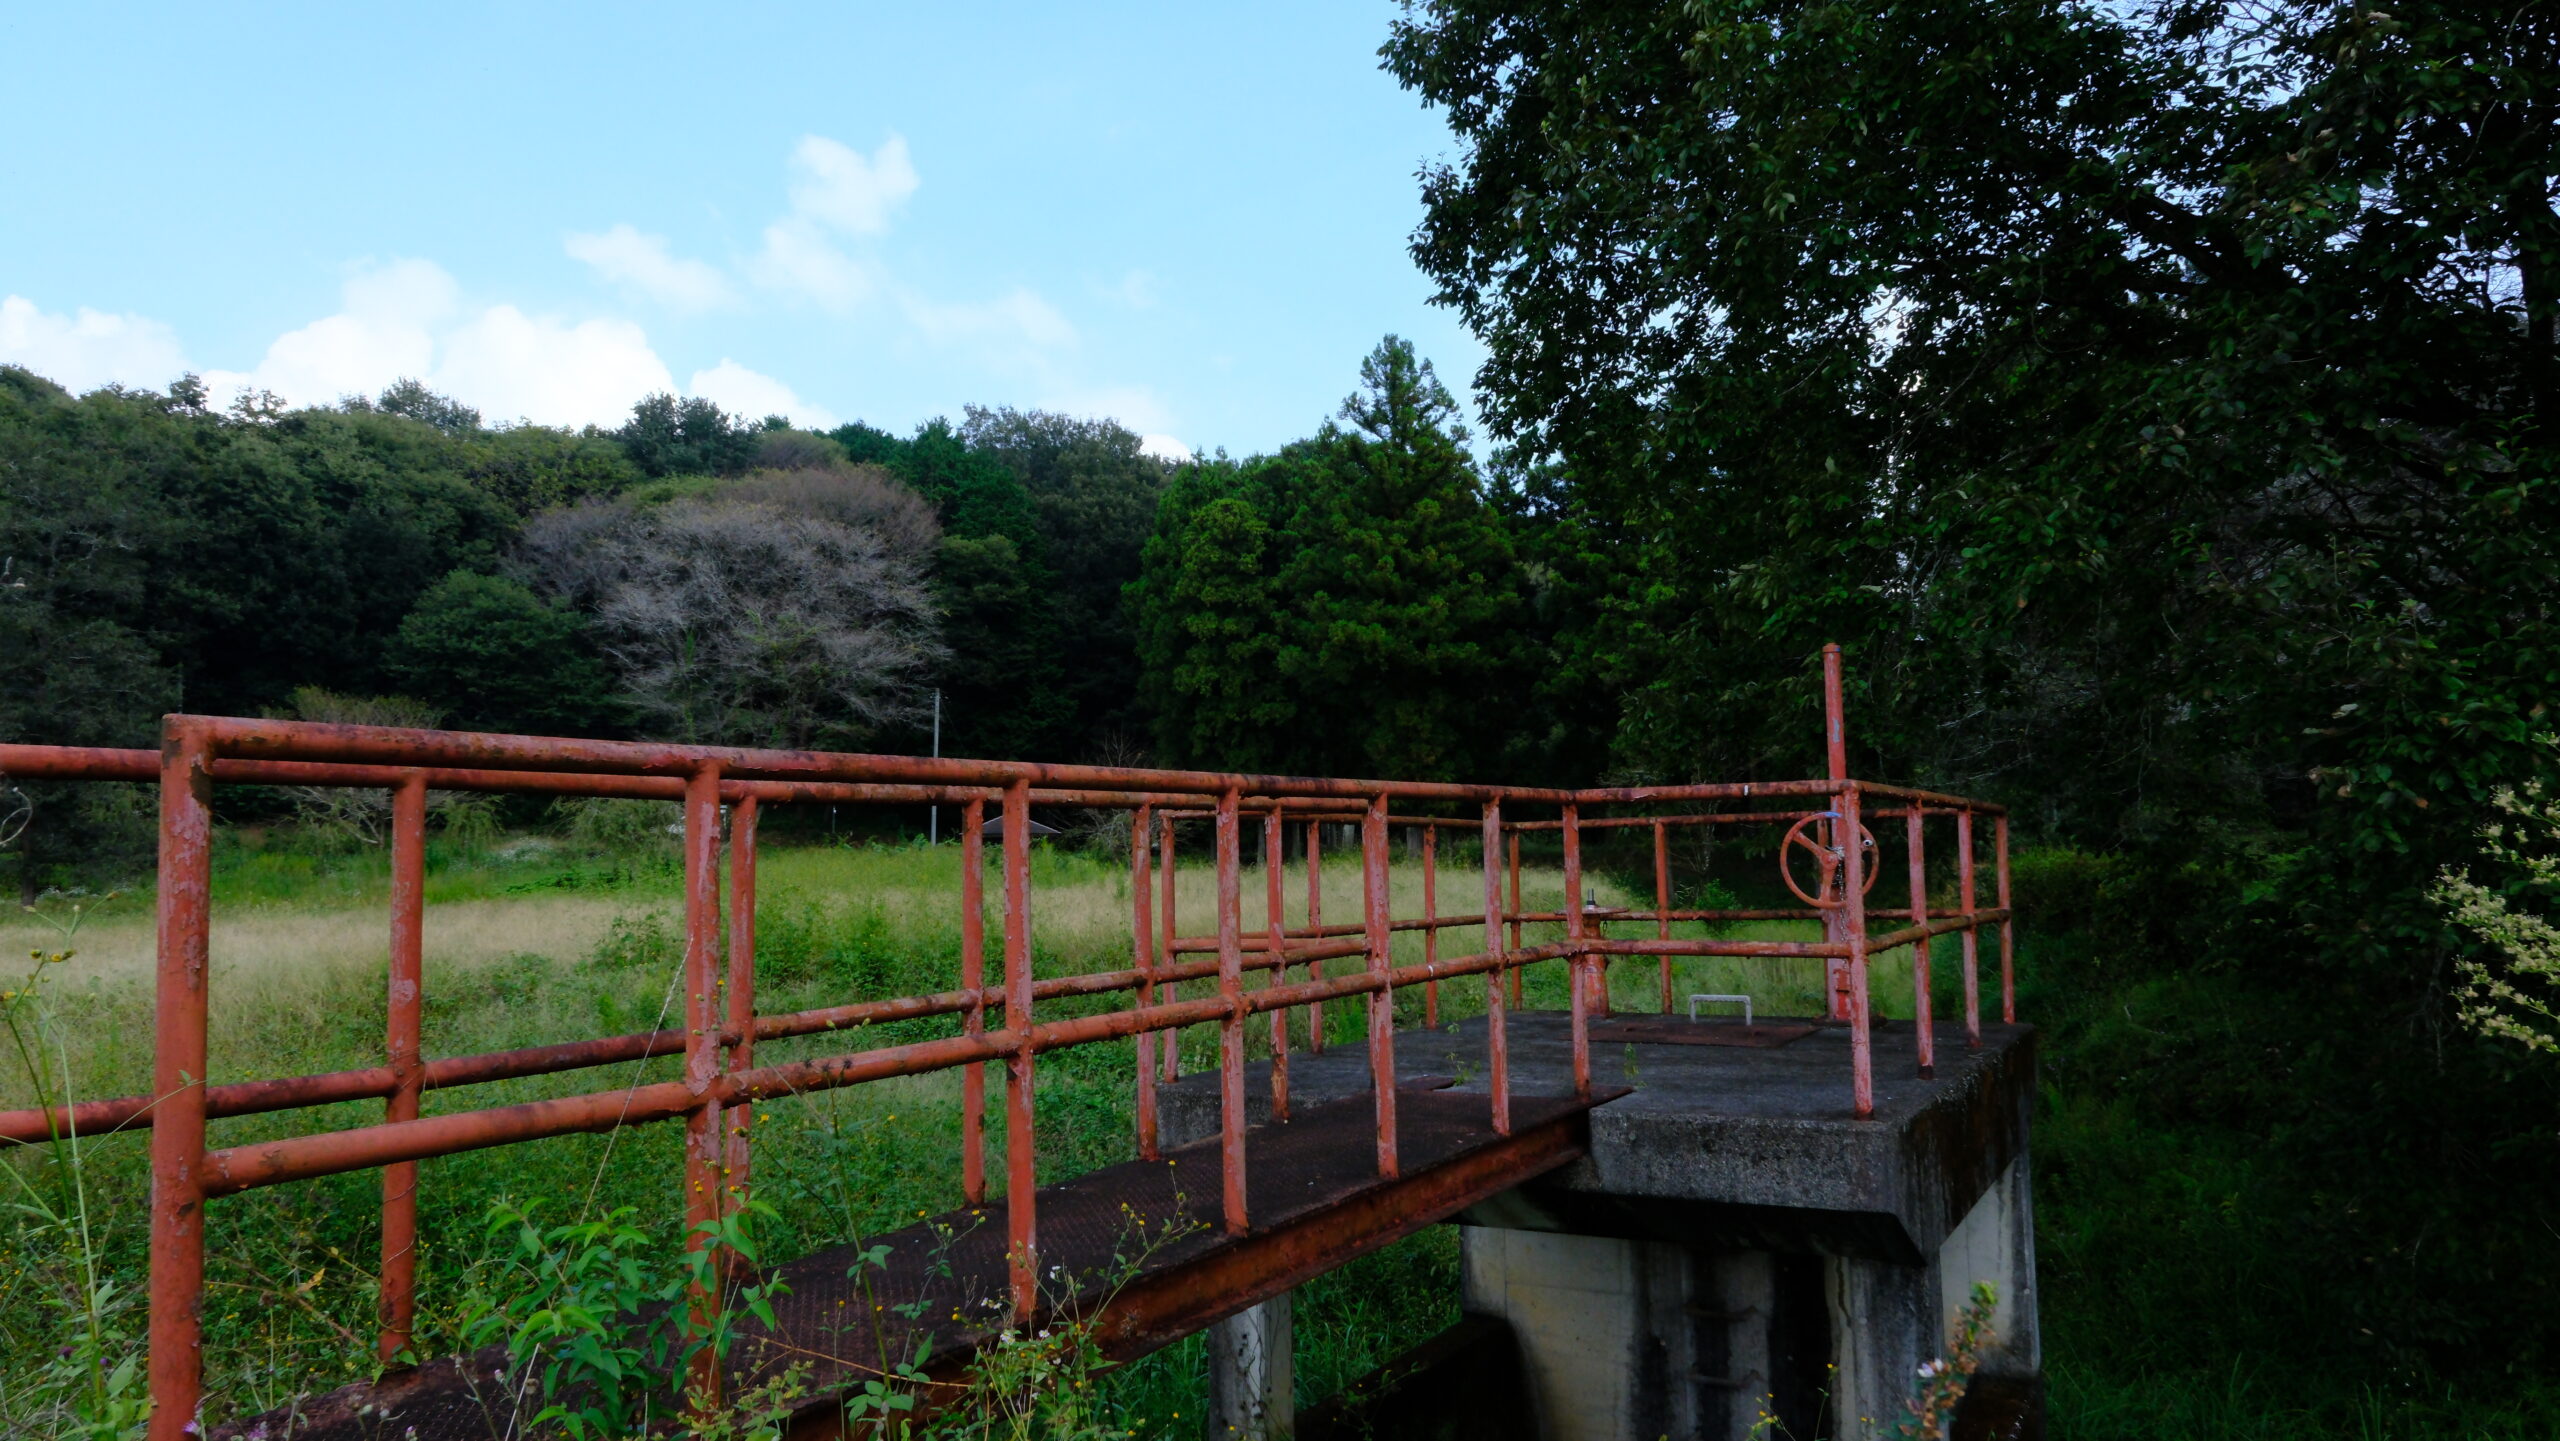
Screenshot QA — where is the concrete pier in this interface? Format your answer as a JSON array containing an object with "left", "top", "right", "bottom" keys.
[{"left": 1164, "top": 1012, "right": 2039, "bottom": 1440}]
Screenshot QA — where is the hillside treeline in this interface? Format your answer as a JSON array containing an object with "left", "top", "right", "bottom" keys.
[{"left": 0, "top": 336, "right": 1568, "bottom": 880}]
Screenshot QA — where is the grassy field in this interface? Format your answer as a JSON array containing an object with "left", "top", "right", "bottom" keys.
[{"left": 3, "top": 826, "right": 2548, "bottom": 1437}]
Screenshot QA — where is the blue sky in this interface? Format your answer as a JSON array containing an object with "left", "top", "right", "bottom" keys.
[{"left": 0, "top": 3, "right": 1484, "bottom": 459}]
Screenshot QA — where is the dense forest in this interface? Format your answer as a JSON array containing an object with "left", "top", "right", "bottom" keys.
[{"left": 5, "top": 0, "right": 2560, "bottom": 1420}]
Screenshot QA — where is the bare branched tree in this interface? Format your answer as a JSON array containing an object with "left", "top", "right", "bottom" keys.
[
  {"left": 520, "top": 481, "right": 945, "bottom": 750},
  {"left": 726, "top": 464, "right": 942, "bottom": 557}
]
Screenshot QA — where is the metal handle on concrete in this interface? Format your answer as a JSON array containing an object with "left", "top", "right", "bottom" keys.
[{"left": 1687, "top": 993, "right": 1752, "bottom": 1025}]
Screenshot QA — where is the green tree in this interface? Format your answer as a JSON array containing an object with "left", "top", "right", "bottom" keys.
[
  {"left": 1133, "top": 461, "right": 1292, "bottom": 771},
  {"left": 387, "top": 571, "right": 620, "bottom": 736},
  {"left": 1134, "top": 338, "right": 1524, "bottom": 779},
  {"left": 826, "top": 418, "right": 1068, "bottom": 759},
  {"left": 614, "top": 393, "right": 758, "bottom": 478},
  {"left": 1387, "top": 0, "right": 2560, "bottom": 1379},
  {"left": 960, "top": 407, "right": 1170, "bottom": 751}
]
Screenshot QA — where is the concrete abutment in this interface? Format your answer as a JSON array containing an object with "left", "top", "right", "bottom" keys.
[{"left": 1168, "top": 1014, "right": 2041, "bottom": 1440}]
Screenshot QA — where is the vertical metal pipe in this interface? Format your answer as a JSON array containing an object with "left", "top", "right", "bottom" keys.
[
  {"left": 962, "top": 798, "right": 989, "bottom": 1200},
  {"left": 1654, "top": 820, "right": 1672, "bottom": 1014},
  {"left": 1131, "top": 804, "right": 1159, "bottom": 1160},
  {"left": 1003, "top": 780, "right": 1037, "bottom": 1320},
  {"left": 1996, "top": 813, "right": 2016, "bottom": 1025},
  {"left": 377, "top": 773, "right": 427, "bottom": 1368},
  {"left": 147, "top": 721, "right": 213, "bottom": 1441},
  {"left": 1957, "top": 808, "right": 1982, "bottom": 1048},
  {"left": 680, "top": 763, "right": 725, "bottom": 1402},
  {"left": 1362, "top": 794, "right": 1399, "bottom": 1178},
  {"left": 1506, "top": 832, "right": 1523, "bottom": 1009},
  {"left": 1264, "top": 809, "right": 1290, "bottom": 1123},
  {"left": 1562, "top": 803, "right": 1590, "bottom": 1099},
  {"left": 1216, "top": 789, "right": 1248, "bottom": 1234},
  {"left": 1823, "top": 643, "right": 1852, "bottom": 1020},
  {"left": 1421, "top": 824, "right": 1439, "bottom": 1029},
  {"left": 1906, "top": 805, "right": 1935, "bottom": 1080},
  {"left": 1161, "top": 820, "right": 1180, "bottom": 1081},
  {"left": 1304, "top": 820, "right": 1325, "bottom": 1053},
  {"left": 1842, "top": 783, "right": 1875, "bottom": 1119},
  {"left": 725, "top": 796, "right": 759, "bottom": 1219},
  {"left": 1481, "top": 800, "right": 1510, "bottom": 1136}
]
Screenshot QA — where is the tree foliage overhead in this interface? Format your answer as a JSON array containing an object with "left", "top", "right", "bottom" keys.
[
  {"left": 1390, "top": 0, "right": 2558, "bottom": 821},
  {"left": 1387, "top": 0, "right": 2560, "bottom": 1377}
]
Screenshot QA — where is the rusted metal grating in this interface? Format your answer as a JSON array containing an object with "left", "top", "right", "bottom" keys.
[{"left": 213, "top": 1086, "right": 1614, "bottom": 1441}]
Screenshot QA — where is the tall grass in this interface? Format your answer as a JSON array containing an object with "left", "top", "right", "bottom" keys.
[
  {"left": 0, "top": 825, "right": 1849, "bottom": 1435},
  {"left": 19, "top": 826, "right": 2482, "bottom": 1438}
]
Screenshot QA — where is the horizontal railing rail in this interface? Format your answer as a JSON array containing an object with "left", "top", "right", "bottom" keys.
[{"left": 0, "top": 643, "right": 2018, "bottom": 1440}]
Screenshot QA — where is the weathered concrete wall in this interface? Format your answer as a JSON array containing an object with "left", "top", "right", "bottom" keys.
[
  {"left": 1206, "top": 1292, "right": 1294, "bottom": 1440},
  {"left": 1161, "top": 1015, "right": 2041, "bottom": 1440}
]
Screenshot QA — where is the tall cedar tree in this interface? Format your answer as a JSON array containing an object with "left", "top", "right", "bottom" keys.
[{"left": 1136, "top": 338, "right": 1522, "bottom": 779}]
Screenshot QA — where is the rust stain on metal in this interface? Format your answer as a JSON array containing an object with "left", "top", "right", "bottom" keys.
[{"left": 0, "top": 643, "right": 2013, "bottom": 1429}]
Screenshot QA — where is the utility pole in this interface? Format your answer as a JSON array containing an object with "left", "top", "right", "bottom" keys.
[{"left": 929, "top": 689, "right": 943, "bottom": 844}]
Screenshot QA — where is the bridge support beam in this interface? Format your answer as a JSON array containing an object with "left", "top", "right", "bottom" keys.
[
  {"left": 1460, "top": 1149, "right": 2040, "bottom": 1441},
  {"left": 1206, "top": 1291, "right": 1294, "bottom": 1440}
]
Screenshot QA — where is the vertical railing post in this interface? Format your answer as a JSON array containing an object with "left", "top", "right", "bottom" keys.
[
  {"left": 1421, "top": 823, "right": 1439, "bottom": 1029},
  {"left": 1958, "top": 808, "right": 1982, "bottom": 1048},
  {"left": 1654, "top": 819, "right": 1672, "bottom": 1014},
  {"left": 1131, "top": 803, "right": 1158, "bottom": 1161},
  {"left": 1481, "top": 799, "right": 1510, "bottom": 1135},
  {"left": 1304, "top": 820, "right": 1325, "bottom": 1052},
  {"left": 1823, "top": 643, "right": 1852, "bottom": 1020},
  {"left": 1506, "top": 831, "right": 1523, "bottom": 1009},
  {"left": 1215, "top": 789, "right": 1248, "bottom": 1234},
  {"left": 681, "top": 763, "right": 725, "bottom": 1402},
  {"left": 725, "top": 795, "right": 759, "bottom": 1220},
  {"left": 1161, "top": 818, "right": 1181, "bottom": 1081},
  {"left": 1003, "top": 780, "right": 1038, "bottom": 1320},
  {"left": 377, "top": 773, "right": 427, "bottom": 1368},
  {"left": 1996, "top": 812, "right": 2016, "bottom": 1024},
  {"left": 1842, "top": 782, "right": 1874, "bottom": 1119},
  {"left": 147, "top": 719, "right": 213, "bottom": 1441},
  {"left": 1362, "top": 794, "right": 1399, "bottom": 1177},
  {"left": 1562, "top": 803, "right": 1590, "bottom": 1098},
  {"left": 962, "top": 798, "right": 989, "bottom": 1199},
  {"left": 1264, "top": 809, "right": 1290, "bottom": 1123},
  {"left": 1906, "top": 804, "right": 1935, "bottom": 1080}
]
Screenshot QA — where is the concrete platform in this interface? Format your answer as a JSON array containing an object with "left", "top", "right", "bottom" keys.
[
  {"left": 1165, "top": 1012, "right": 2033, "bottom": 1261},
  {"left": 1164, "top": 1013, "right": 2041, "bottom": 1441}
]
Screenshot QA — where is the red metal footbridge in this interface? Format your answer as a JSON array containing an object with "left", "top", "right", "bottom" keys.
[{"left": 0, "top": 646, "right": 2014, "bottom": 1438}]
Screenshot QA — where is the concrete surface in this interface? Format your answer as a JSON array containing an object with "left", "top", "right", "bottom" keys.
[{"left": 1163, "top": 1011, "right": 2040, "bottom": 1440}]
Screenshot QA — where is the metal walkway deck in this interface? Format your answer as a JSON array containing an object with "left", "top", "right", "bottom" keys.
[{"left": 217, "top": 1084, "right": 1619, "bottom": 1440}]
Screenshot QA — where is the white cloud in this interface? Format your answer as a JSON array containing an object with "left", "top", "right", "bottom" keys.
[
  {"left": 688, "top": 358, "right": 838, "bottom": 431},
  {"left": 751, "top": 216, "right": 878, "bottom": 313},
  {"left": 14, "top": 259, "right": 847, "bottom": 434},
  {"left": 1039, "top": 382, "right": 1173, "bottom": 435},
  {"left": 788, "top": 134, "right": 918, "bottom": 237},
  {"left": 211, "top": 257, "right": 455, "bottom": 405},
  {"left": 0, "top": 295, "right": 188, "bottom": 394},
  {"left": 440, "top": 306, "right": 674, "bottom": 428},
  {"left": 565, "top": 224, "right": 735, "bottom": 311},
  {"left": 199, "top": 259, "right": 675, "bottom": 428},
  {"left": 747, "top": 135, "right": 917, "bottom": 312},
  {"left": 1139, "top": 434, "right": 1191, "bottom": 463},
  {"left": 902, "top": 285, "right": 1076, "bottom": 354}
]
